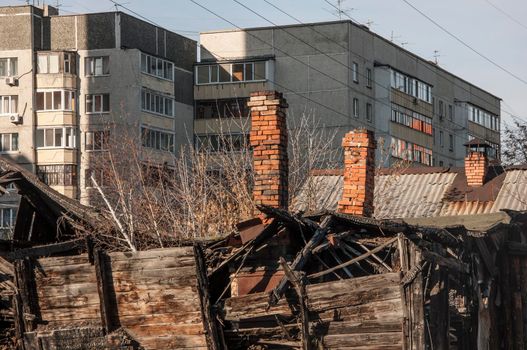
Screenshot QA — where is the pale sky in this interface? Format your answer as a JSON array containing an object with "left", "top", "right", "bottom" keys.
[{"left": 4, "top": 0, "right": 527, "bottom": 127}]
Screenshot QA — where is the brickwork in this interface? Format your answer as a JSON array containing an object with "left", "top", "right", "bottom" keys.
[
  {"left": 249, "top": 91, "right": 289, "bottom": 209},
  {"left": 338, "top": 129, "right": 376, "bottom": 217},
  {"left": 465, "top": 151, "right": 488, "bottom": 187}
]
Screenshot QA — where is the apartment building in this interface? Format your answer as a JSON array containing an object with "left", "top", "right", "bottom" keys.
[
  {"left": 194, "top": 20, "right": 501, "bottom": 167},
  {"left": 0, "top": 4, "right": 196, "bottom": 236}
]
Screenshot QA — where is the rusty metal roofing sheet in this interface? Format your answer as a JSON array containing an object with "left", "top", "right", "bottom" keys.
[
  {"left": 492, "top": 170, "right": 527, "bottom": 212},
  {"left": 374, "top": 172, "right": 458, "bottom": 219}
]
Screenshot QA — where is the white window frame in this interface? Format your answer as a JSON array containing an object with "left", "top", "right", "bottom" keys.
[
  {"left": 36, "top": 127, "right": 77, "bottom": 149},
  {"left": 0, "top": 133, "right": 18, "bottom": 153},
  {"left": 352, "top": 62, "right": 359, "bottom": 83},
  {"left": 0, "top": 208, "right": 16, "bottom": 229},
  {"left": 366, "top": 68, "right": 372, "bottom": 88},
  {"left": 140, "top": 52, "right": 174, "bottom": 81},
  {"left": 141, "top": 126, "right": 175, "bottom": 153},
  {"left": 36, "top": 90, "right": 76, "bottom": 112},
  {"left": 141, "top": 89, "right": 174, "bottom": 118},
  {"left": 0, "top": 95, "right": 18, "bottom": 115},
  {"left": 195, "top": 61, "right": 267, "bottom": 85},
  {"left": 85, "top": 94, "right": 110, "bottom": 114},
  {"left": 85, "top": 56, "right": 110, "bottom": 77},
  {"left": 353, "top": 98, "right": 359, "bottom": 118},
  {"left": 0, "top": 57, "right": 17, "bottom": 77},
  {"left": 85, "top": 130, "right": 110, "bottom": 152}
]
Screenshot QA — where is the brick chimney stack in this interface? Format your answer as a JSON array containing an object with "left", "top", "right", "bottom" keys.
[
  {"left": 465, "top": 151, "right": 488, "bottom": 187},
  {"left": 338, "top": 129, "right": 376, "bottom": 217},
  {"left": 249, "top": 91, "right": 288, "bottom": 209}
]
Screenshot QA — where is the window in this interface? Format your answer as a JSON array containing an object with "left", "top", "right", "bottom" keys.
[
  {"left": 366, "top": 68, "right": 372, "bottom": 88},
  {"left": 353, "top": 98, "right": 359, "bottom": 118},
  {"left": 391, "top": 69, "right": 432, "bottom": 103},
  {"left": 467, "top": 104, "right": 499, "bottom": 131},
  {"left": 36, "top": 127, "right": 76, "bottom": 148},
  {"left": 85, "top": 131, "right": 110, "bottom": 151},
  {"left": 0, "top": 208, "right": 16, "bottom": 229},
  {"left": 448, "top": 104, "right": 453, "bottom": 121},
  {"left": 37, "top": 53, "right": 64, "bottom": 74},
  {"left": 439, "top": 130, "right": 444, "bottom": 147},
  {"left": 195, "top": 99, "right": 248, "bottom": 119},
  {"left": 0, "top": 96, "right": 18, "bottom": 115},
  {"left": 438, "top": 100, "right": 444, "bottom": 119},
  {"left": 141, "top": 127, "right": 174, "bottom": 153},
  {"left": 141, "top": 89, "right": 174, "bottom": 117},
  {"left": 352, "top": 62, "right": 359, "bottom": 83},
  {"left": 0, "top": 133, "right": 18, "bottom": 152},
  {"left": 0, "top": 58, "right": 17, "bottom": 77},
  {"left": 195, "top": 133, "right": 248, "bottom": 152},
  {"left": 36, "top": 90, "right": 75, "bottom": 111},
  {"left": 141, "top": 53, "right": 173, "bottom": 80},
  {"left": 391, "top": 137, "right": 433, "bottom": 166},
  {"left": 195, "top": 61, "right": 267, "bottom": 84},
  {"left": 390, "top": 104, "right": 432, "bottom": 135},
  {"left": 85, "top": 56, "right": 109, "bottom": 76},
  {"left": 449, "top": 134, "right": 454, "bottom": 151},
  {"left": 366, "top": 103, "right": 372, "bottom": 122},
  {"left": 37, "top": 164, "right": 77, "bottom": 186},
  {"left": 86, "top": 94, "right": 110, "bottom": 113}
]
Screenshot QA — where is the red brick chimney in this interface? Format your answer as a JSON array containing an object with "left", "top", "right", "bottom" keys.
[
  {"left": 249, "top": 91, "right": 288, "bottom": 209},
  {"left": 338, "top": 129, "right": 376, "bottom": 217},
  {"left": 465, "top": 151, "right": 488, "bottom": 187}
]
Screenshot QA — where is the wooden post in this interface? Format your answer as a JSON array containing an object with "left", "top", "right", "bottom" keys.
[
  {"left": 194, "top": 244, "right": 221, "bottom": 350},
  {"left": 94, "top": 249, "right": 118, "bottom": 334},
  {"left": 280, "top": 257, "right": 311, "bottom": 350},
  {"left": 14, "top": 257, "right": 39, "bottom": 333}
]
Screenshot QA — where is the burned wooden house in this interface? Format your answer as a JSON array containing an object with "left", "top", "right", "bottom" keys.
[{"left": 0, "top": 90, "right": 527, "bottom": 349}]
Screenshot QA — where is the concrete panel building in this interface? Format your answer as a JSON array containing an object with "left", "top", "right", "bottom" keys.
[
  {"left": 0, "top": 4, "right": 196, "bottom": 237},
  {"left": 194, "top": 21, "right": 501, "bottom": 168}
]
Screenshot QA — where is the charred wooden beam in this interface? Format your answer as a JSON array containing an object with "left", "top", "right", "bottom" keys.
[
  {"left": 194, "top": 243, "right": 221, "bottom": 350},
  {"left": 94, "top": 249, "right": 119, "bottom": 334},
  {"left": 421, "top": 250, "right": 469, "bottom": 274},
  {"left": 7, "top": 238, "right": 86, "bottom": 260},
  {"left": 507, "top": 241, "right": 527, "bottom": 256},
  {"left": 308, "top": 236, "right": 398, "bottom": 279},
  {"left": 280, "top": 257, "right": 311, "bottom": 350},
  {"left": 269, "top": 215, "right": 333, "bottom": 306},
  {"left": 13, "top": 257, "right": 39, "bottom": 332},
  {"left": 475, "top": 238, "right": 498, "bottom": 277}
]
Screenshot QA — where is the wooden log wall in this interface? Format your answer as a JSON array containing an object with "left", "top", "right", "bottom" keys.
[
  {"left": 108, "top": 247, "right": 208, "bottom": 349},
  {"left": 222, "top": 272, "right": 404, "bottom": 349},
  {"left": 14, "top": 247, "right": 212, "bottom": 350}
]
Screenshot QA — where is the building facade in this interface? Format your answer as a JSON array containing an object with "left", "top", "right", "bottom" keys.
[
  {"left": 194, "top": 20, "right": 501, "bottom": 168},
  {"left": 0, "top": 4, "right": 196, "bottom": 236}
]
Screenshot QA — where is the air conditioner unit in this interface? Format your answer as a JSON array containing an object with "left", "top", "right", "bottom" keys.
[
  {"left": 5, "top": 77, "right": 18, "bottom": 87},
  {"left": 9, "top": 115, "right": 22, "bottom": 124}
]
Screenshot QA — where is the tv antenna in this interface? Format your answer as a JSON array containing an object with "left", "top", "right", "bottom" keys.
[
  {"left": 433, "top": 50, "right": 441, "bottom": 64},
  {"left": 390, "top": 31, "right": 401, "bottom": 42}
]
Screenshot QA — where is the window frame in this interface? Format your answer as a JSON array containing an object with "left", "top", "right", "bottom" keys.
[
  {"left": 85, "top": 56, "right": 110, "bottom": 77},
  {"left": 366, "top": 68, "right": 372, "bottom": 88},
  {"left": 35, "top": 90, "right": 76, "bottom": 112},
  {"left": 0, "top": 133, "right": 19, "bottom": 153},
  {"left": 195, "top": 61, "right": 267, "bottom": 85},
  {"left": 0, "top": 95, "right": 18, "bottom": 115},
  {"left": 36, "top": 127, "right": 77, "bottom": 149},
  {"left": 352, "top": 62, "right": 359, "bottom": 83},
  {"left": 0, "top": 57, "right": 18, "bottom": 77},
  {"left": 85, "top": 93, "right": 110, "bottom": 114},
  {"left": 36, "top": 164, "right": 77, "bottom": 186},
  {"left": 141, "top": 89, "right": 175, "bottom": 118},
  {"left": 141, "top": 126, "right": 175, "bottom": 153},
  {"left": 140, "top": 52, "right": 174, "bottom": 81},
  {"left": 353, "top": 98, "right": 359, "bottom": 118}
]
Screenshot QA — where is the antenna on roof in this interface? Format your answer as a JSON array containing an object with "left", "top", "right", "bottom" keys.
[
  {"left": 433, "top": 50, "right": 441, "bottom": 64},
  {"left": 329, "top": 0, "right": 355, "bottom": 20},
  {"left": 390, "top": 31, "right": 401, "bottom": 42},
  {"left": 366, "top": 19, "right": 375, "bottom": 29},
  {"left": 401, "top": 42, "right": 412, "bottom": 48}
]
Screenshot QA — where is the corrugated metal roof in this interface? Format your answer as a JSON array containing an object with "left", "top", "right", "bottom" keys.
[
  {"left": 492, "top": 170, "right": 527, "bottom": 212},
  {"left": 293, "top": 168, "right": 527, "bottom": 219},
  {"left": 374, "top": 172, "right": 457, "bottom": 219}
]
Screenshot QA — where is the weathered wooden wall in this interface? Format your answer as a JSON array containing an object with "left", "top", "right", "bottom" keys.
[
  {"left": 109, "top": 247, "right": 208, "bottom": 349},
  {"left": 222, "top": 272, "right": 404, "bottom": 349},
  {"left": 14, "top": 246, "right": 212, "bottom": 350}
]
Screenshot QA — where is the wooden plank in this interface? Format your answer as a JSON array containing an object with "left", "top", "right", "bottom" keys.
[
  {"left": 308, "top": 237, "right": 398, "bottom": 279},
  {"left": 14, "top": 257, "right": 39, "bottom": 332},
  {"left": 127, "top": 323, "right": 205, "bottom": 337},
  {"left": 269, "top": 215, "right": 333, "bottom": 306},
  {"left": 116, "top": 297, "right": 202, "bottom": 318},
  {"left": 500, "top": 251, "right": 513, "bottom": 349},
  {"left": 8, "top": 238, "right": 85, "bottom": 260},
  {"left": 280, "top": 257, "right": 311, "bottom": 350},
  {"left": 111, "top": 273, "right": 198, "bottom": 292},
  {"left": 110, "top": 265, "right": 197, "bottom": 279},
  {"left": 475, "top": 238, "right": 498, "bottom": 277},
  {"left": 36, "top": 254, "right": 90, "bottom": 268},
  {"left": 315, "top": 299, "right": 403, "bottom": 323},
  {"left": 421, "top": 250, "right": 469, "bottom": 274},
  {"left": 322, "top": 332, "right": 402, "bottom": 348},
  {"left": 94, "top": 249, "right": 116, "bottom": 333},
  {"left": 108, "top": 246, "right": 195, "bottom": 260},
  {"left": 109, "top": 255, "right": 196, "bottom": 272},
  {"left": 512, "top": 256, "right": 525, "bottom": 349},
  {"left": 138, "top": 334, "right": 208, "bottom": 349},
  {"left": 194, "top": 243, "right": 221, "bottom": 350}
]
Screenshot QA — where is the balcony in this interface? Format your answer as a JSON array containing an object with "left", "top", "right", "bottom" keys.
[
  {"left": 36, "top": 148, "right": 77, "bottom": 164},
  {"left": 37, "top": 110, "right": 77, "bottom": 126},
  {"left": 36, "top": 73, "right": 77, "bottom": 90}
]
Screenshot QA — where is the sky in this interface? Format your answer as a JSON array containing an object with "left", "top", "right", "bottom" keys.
[{"left": 4, "top": 0, "right": 527, "bottom": 128}]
